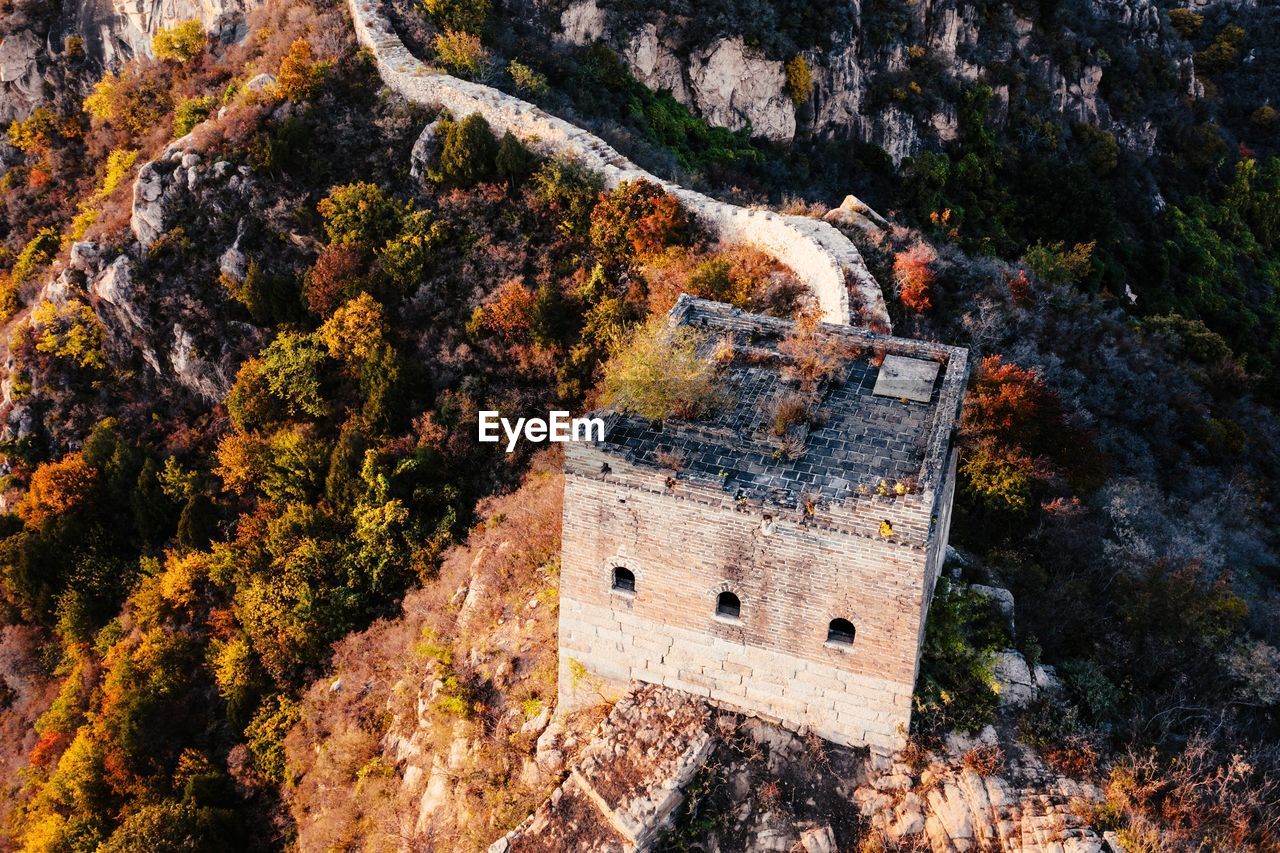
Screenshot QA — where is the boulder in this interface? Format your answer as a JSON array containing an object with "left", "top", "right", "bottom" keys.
[
  {"left": 970, "top": 583, "right": 1016, "bottom": 634},
  {"left": 243, "top": 72, "right": 277, "bottom": 93},
  {"left": 559, "top": 0, "right": 606, "bottom": 44},
  {"left": 130, "top": 162, "right": 168, "bottom": 249},
  {"left": 993, "top": 650, "right": 1036, "bottom": 707}
]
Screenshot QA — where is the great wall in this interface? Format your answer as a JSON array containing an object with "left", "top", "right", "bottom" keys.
[{"left": 345, "top": 0, "right": 891, "bottom": 333}]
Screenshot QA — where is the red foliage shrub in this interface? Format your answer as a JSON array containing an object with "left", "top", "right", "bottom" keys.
[
  {"left": 961, "top": 355, "right": 1105, "bottom": 511},
  {"left": 480, "top": 278, "right": 537, "bottom": 341},
  {"left": 893, "top": 242, "right": 935, "bottom": 314},
  {"left": 1006, "top": 269, "right": 1032, "bottom": 306},
  {"left": 304, "top": 244, "right": 369, "bottom": 316},
  {"left": 29, "top": 729, "right": 69, "bottom": 768}
]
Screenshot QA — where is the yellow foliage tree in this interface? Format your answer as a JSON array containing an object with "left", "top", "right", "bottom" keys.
[
  {"left": 785, "top": 55, "right": 813, "bottom": 105},
  {"left": 433, "top": 29, "right": 488, "bottom": 77},
  {"left": 319, "top": 292, "right": 385, "bottom": 364},
  {"left": 31, "top": 299, "right": 107, "bottom": 369},
  {"left": 273, "top": 38, "right": 327, "bottom": 102},
  {"left": 69, "top": 148, "right": 138, "bottom": 241},
  {"left": 600, "top": 315, "right": 719, "bottom": 420},
  {"left": 152, "top": 20, "right": 205, "bottom": 63},
  {"left": 215, "top": 431, "right": 266, "bottom": 496}
]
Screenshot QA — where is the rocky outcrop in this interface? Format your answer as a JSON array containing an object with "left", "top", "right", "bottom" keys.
[
  {"left": 0, "top": 0, "right": 261, "bottom": 122},
  {"left": 12, "top": 136, "right": 262, "bottom": 405},
  {"left": 552, "top": 0, "right": 1193, "bottom": 163},
  {"left": 623, "top": 25, "right": 687, "bottom": 106},
  {"left": 56, "top": 0, "right": 259, "bottom": 68},
  {"left": 685, "top": 38, "right": 795, "bottom": 143},
  {"left": 0, "top": 30, "right": 43, "bottom": 123},
  {"left": 347, "top": 0, "right": 889, "bottom": 331},
  {"left": 855, "top": 744, "right": 1108, "bottom": 852},
  {"left": 503, "top": 683, "right": 1116, "bottom": 852},
  {"left": 131, "top": 146, "right": 253, "bottom": 250},
  {"left": 491, "top": 685, "right": 713, "bottom": 852}
]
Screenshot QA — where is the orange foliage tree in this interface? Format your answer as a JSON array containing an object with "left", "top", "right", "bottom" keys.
[
  {"left": 20, "top": 453, "right": 98, "bottom": 527},
  {"left": 274, "top": 38, "right": 325, "bottom": 102},
  {"left": 477, "top": 278, "right": 537, "bottom": 342},
  {"left": 893, "top": 242, "right": 935, "bottom": 314},
  {"left": 304, "top": 244, "right": 368, "bottom": 317},
  {"left": 590, "top": 179, "right": 694, "bottom": 264}
]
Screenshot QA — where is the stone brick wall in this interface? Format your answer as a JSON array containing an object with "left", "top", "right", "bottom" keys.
[
  {"left": 557, "top": 458, "right": 941, "bottom": 750},
  {"left": 345, "top": 0, "right": 889, "bottom": 331}
]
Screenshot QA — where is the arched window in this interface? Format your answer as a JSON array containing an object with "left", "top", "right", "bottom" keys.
[
  {"left": 716, "top": 591, "right": 741, "bottom": 620},
  {"left": 611, "top": 566, "right": 635, "bottom": 594},
  {"left": 826, "top": 618, "right": 855, "bottom": 646}
]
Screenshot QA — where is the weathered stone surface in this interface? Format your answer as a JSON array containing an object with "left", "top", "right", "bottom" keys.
[
  {"left": 686, "top": 38, "right": 795, "bottom": 143},
  {"left": 623, "top": 25, "right": 688, "bottom": 105},
  {"left": 970, "top": 583, "right": 1016, "bottom": 634},
  {"left": 559, "top": 0, "right": 606, "bottom": 45},
  {"left": 858, "top": 743, "right": 1108, "bottom": 852},
  {"left": 493, "top": 685, "right": 713, "bottom": 852},
  {"left": 872, "top": 354, "right": 943, "bottom": 403},
  {"left": 994, "top": 650, "right": 1037, "bottom": 707}
]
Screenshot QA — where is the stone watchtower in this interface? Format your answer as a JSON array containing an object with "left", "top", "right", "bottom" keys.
[{"left": 558, "top": 297, "right": 968, "bottom": 751}]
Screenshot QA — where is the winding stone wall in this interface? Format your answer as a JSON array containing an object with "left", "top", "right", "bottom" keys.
[{"left": 346, "top": 0, "right": 890, "bottom": 331}]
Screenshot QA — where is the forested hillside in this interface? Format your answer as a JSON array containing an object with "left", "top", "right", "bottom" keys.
[{"left": 0, "top": 0, "right": 1275, "bottom": 848}]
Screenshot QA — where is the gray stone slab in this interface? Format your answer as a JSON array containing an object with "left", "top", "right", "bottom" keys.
[{"left": 872, "top": 355, "right": 941, "bottom": 403}]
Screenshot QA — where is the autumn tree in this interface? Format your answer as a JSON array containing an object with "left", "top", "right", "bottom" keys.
[
  {"left": 422, "top": 0, "right": 489, "bottom": 34},
  {"left": 304, "top": 244, "right": 370, "bottom": 317},
  {"left": 319, "top": 293, "right": 385, "bottom": 365},
  {"left": 317, "top": 182, "right": 404, "bottom": 248},
  {"left": 273, "top": 38, "right": 327, "bottom": 102},
  {"left": 476, "top": 278, "right": 537, "bottom": 342},
  {"left": 893, "top": 242, "right": 936, "bottom": 313},
  {"left": 959, "top": 355, "right": 1102, "bottom": 515},
  {"left": 600, "top": 315, "right": 719, "bottom": 420},
  {"left": 151, "top": 20, "right": 205, "bottom": 63},
  {"left": 527, "top": 156, "right": 602, "bottom": 239},
  {"left": 785, "top": 56, "right": 813, "bottom": 104},
  {"left": 432, "top": 30, "right": 489, "bottom": 77},
  {"left": 21, "top": 453, "right": 98, "bottom": 527},
  {"left": 83, "top": 70, "right": 170, "bottom": 135},
  {"left": 590, "top": 179, "right": 694, "bottom": 265}
]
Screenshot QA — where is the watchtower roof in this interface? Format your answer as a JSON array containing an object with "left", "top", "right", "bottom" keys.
[{"left": 588, "top": 297, "right": 968, "bottom": 513}]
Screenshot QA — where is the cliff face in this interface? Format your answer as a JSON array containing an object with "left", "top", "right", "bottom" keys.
[
  {"left": 551, "top": 0, "right": 1194, "bottom": 164},
  {"left": 57, "top": 0, "right": 259, "bottom": 67},
  {"left": 0, "top": 0, "right": 262, "bottom": 123}
]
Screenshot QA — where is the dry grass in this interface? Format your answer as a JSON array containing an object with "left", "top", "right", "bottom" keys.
[
  {"left": 771, "top": 393, "right": 812, "bottom": 437},
  {"left": 285, "top": 450, "right": 574, "bottom": 852},
  {"left": 962, "top": 743, "right": 1004, "bottom": 777}
]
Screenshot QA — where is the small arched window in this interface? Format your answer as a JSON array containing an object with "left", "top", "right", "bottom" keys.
[
  {"left": 827, "top": 618, "right": 855, "bottom": 646},
  {"left": 611, "top": 566, "right": 635, "bottom": 594},
  {"left": 716, "top": 591, "right": 741, "bottom": 620}
]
